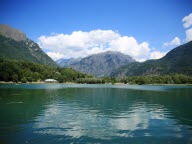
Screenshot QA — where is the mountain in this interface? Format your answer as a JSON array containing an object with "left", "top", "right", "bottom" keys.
[
  {"left": 0, "top": 24, "right": 56, "bottom": 66},
  {"left": 111, "top": 41, "right": 192, "bottom": 77},
  {"left": 65, "top": 51, "right": 136, "bottom": 77},
  {"left": 56, "top": 57, "right": 82, "bottom": 67}
]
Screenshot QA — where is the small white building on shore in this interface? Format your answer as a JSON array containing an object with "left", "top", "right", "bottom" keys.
[{"left": 44, "top": 79, "right": 57, "bottom": 83}]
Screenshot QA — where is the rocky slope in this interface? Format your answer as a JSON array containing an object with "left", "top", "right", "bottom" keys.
[
  {"left": 56, "top": 57, "right": 82, "bottom": 67},
  {"left": 62, "top": 51, "right": 136, "bottom": 77},
  {"left": 0, "top": 24, "right": 56, "bottom": 66}
]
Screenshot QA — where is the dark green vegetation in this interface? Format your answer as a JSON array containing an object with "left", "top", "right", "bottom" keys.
[
  {"left": 0, "top": 24, "right": 56, "bottom": 66},
  {"left": 1, "top": 58, "right": 192, "bottom": 84},
  {"left": 76, "top": 77, "right": 116, "bottom": 84},
  {"left": 76, "top": 75, "right": 192, "bottom": 85},
  {"left": 118, "top": 75, "right": 192, "bottom": 85},
  {"left": 111, "top": 41, "right": 192, "bottom": 77},
  {"left": 0, "top": 59, "right": 91, "bottom": 83}
]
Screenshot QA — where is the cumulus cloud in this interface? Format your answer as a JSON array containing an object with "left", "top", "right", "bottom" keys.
[
  {"left": 136, "top": 58, "right": 147, "bottom": 62},
  {"left": 182, "top": 13, "right": 192, "bottom": 42},
  {"left": 182, "top": 13, "right": 192, "bottom": 28},
  {"left": 150, "top": 51, "right": 167, "bottom": 59},
  {"left": 38, "top": 30, "right": 120, "bottom": 59},
  {"left": 38, "top": 30, "right": 165, "bottom": 61},
  {"left": 185, "top": 28, "right": 192, "bottom": 42},
  {"left": 46, "top": 52, "right": 65, "bottom": 61},
  {"left": 109, "top": 36, "right": 150, "bottom": 58},
  {"left": 163, "top": 37, "right": 181, "bottom": 47}
]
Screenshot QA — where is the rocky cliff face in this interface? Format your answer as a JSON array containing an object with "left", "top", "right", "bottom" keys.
[
  {"left": 0, "top": 24, "right": 56, "bottom": 66},
  {"left": 63, "top": 51, "right": 136, "bottom": 77},
  {"left": 0, "top": 24, "right": 27, "bottom": 41}
]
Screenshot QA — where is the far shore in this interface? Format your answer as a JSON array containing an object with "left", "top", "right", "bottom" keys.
[{"left": 0, "top": 81, "right": 192, "bottom": 86}]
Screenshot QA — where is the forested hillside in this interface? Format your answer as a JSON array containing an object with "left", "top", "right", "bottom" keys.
[
  {"left": 111, "top": 41, "right": 192, "bottom": 77},
  {"left": 0, "top": 24, "right": 56, "bottom": 66},
  {"left": 0, "top": 59, "right": 91, "bottom": 83}
]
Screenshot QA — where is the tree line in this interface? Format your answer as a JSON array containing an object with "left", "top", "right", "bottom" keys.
[
  {"left": 76, "top": 75, "right": 192, "bottom": 85},
  {"left": 0, "top": 58, "right": 92, "bottom": 83},
  {"left": 0, "top": 58, "right": 192, "bottom": 84},
  {"left": 118, "top": 75, "right": 192, "bottom": 85}
]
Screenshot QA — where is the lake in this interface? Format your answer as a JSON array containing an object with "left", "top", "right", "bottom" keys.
[{"left": 0, "top": 84, "right": 192, "bottom": 144}]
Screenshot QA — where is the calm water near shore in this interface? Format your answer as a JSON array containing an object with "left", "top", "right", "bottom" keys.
[{"left": 0, "top": 84, "right": 192, "bottom": 144}]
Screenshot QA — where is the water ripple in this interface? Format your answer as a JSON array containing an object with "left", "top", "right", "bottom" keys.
[{"left": 1, "top": 84, "right": 192, "bottom": 143}]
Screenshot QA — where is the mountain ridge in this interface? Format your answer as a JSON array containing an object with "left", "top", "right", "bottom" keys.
[
  {"left": 111, "top": 41, "right": 192, "bottom": 77},
  {"left": 0, "top": 24, "right": 56, "bottom": 66},
  {"left": 0, "top": 24, "right": 27, "bottom": 41},
  {"left": 56, "top": 57, "right": 82, "bottom": 67},
  {"left": 57, "top": 51, "right": 136, "bottom": 76}
]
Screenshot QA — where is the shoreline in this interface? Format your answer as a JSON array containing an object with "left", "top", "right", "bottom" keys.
[{"left": 0, "top": 81, "right": 192, "bottom": 86}]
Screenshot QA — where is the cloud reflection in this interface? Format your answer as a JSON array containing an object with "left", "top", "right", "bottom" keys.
[{"left": 33, "top": 101, "right": 184, "bottom": 140}]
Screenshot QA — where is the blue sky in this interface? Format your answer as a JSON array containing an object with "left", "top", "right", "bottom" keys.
[{"left": 1, "top": 0, "right": 192, "bottom": 61}]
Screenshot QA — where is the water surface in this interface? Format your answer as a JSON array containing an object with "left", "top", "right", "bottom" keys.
[{"left": 0, "top": 84, "right": 192, "bottom": 144}]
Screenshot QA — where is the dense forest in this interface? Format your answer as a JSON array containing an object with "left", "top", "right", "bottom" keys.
[
  {"left": 0, "top": 58, "right": 92, "bottom": 83},
  {"left": 77, "top": 75, "right": 192, "bottom": 84},
  {"left": 0, "top": 58, "right": 192, "bottom": 84},
  {"left": 117, "top": 75, "right": 192, "bottom": 85}
]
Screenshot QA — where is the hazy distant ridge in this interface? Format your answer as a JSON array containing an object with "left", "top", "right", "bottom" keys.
[{"left": 57, "top": 51, "right": 136, "bottom": 76}]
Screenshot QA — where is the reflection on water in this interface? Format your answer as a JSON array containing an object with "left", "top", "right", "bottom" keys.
[{"left": 0, "top": 84, "right": 192, "bottom": 144}]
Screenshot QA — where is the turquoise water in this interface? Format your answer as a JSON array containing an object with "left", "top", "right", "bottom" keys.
[{"left": 0, "top": 84, "right": 192, "bottom": 144}]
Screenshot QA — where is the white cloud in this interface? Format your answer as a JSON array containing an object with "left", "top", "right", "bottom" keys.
[
  {"left": 136, "top": 58, "right": 147, "bottom": 62},
  {"left": 38, "top": 30, "right": 119, "bottom": 59},
  {"left": 182, "top": 13, "right": 192, "bottom": 28},
  {"left": 185, "top": 28, "right": 192, "bottom": 42},
  {"left": 150, "top": 51, "right": 167, "bottom": 59},
  {"left": 182, "top": 13, "right": 192, "bottom": 43},
  {"left": 46, "top": 52, "right": 65, "bottom": 61},
  {"left": 38, "top": 30, "right": 154, "bottom": 61},
  {"left": 163, "top": 37, "right": 181, "bottom": 47},
  {"left": 109, "top": 36, "right": 150, "bottom": 58}
]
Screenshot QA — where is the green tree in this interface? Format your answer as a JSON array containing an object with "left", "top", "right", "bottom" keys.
[
  {"left": 172, "top": 74, "right": 181, "bottom": 84},
  {"left": 32, "top": 72, "right": 41, "bottom": 82},
  {"left": 12, "top": 74, "right": 18, "bottom": 83},
  {"left": 57, "top": 75, "right": 67, "bottom": 83},
  {"left": 21, "top": 77, "right": 27, "bottom": 83}
]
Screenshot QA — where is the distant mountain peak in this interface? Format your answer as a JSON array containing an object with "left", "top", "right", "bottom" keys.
[
  {"left": 0, "top": 24, "right": 27, "bottom": 41},
  {"left": 56, "top": 57, "right": 82, "bottom": 67},
  {"left": 57, "top": 51, "right": 136, "bottom": 76},
  {"left": 93, "top": 50, "right": 125, "bottom": 55}
]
